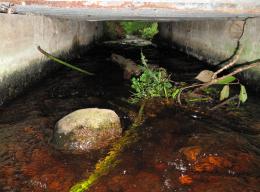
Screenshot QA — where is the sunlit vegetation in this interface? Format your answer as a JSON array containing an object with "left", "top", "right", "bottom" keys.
[
  {"left": 130, "top": 52, "right": 180, "bottom": 103},
  {"left": 104, "top": 21, "right": 158, "bottom": 40},
  {"left": 120, "top": 21, "right": 158, "bottom": 40}
]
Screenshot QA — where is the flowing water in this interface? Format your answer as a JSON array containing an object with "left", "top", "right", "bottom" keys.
[{"left": 0, "top": 42, "right": 260, "bottom": 192}]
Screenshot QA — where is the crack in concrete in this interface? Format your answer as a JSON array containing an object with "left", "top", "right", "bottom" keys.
[{"left": 216, "top": 17, "right": 255, "bottom": 66}]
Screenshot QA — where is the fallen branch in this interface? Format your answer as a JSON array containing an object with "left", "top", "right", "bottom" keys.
[
  {"left": 177, "top": 42, "right": 260, "bottom": 105},
  {"left": 212, "top": 45, "right": 243, "bottom": 79},
  {"left": 111, "top": 53, "right": 158, "bottom": 79},
  {"left": 111, "top": 53, "right": 142, "bottom": 79},
  {"left": 195, "top": 62, "right": 259, "bottom": 92},
  {"left": 192, "top": 42, "right": 260, "bottom": 92}
]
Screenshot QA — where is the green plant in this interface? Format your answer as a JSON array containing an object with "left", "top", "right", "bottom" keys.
[
  {"left": 120, "top": 21, "right": 158, "bottom": 40},
  {"left": 37, "top": 46, "right": 94, "bottom": 76},
  {"left": 140, "top": 22, "right": 158, "bottom": 40},
  {"left": 130, "top": 52, "right": 179, "bottom": 103},
  {"left": 217, "top": 76, "right": 247, "bottom": 103},
  {"left": 188, "top": 44, "right": 253, "bottom": 106}
]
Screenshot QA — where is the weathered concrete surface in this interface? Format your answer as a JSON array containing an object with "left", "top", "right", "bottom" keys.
[
  {"left": 2, "top": 0, "right": 260, "bottom": 20},
  {"left": 0, "top": 14, "right": 103, "bottom": 105},
  {"left": 158, "top": 18, "right": 260, "bottom": 90}
]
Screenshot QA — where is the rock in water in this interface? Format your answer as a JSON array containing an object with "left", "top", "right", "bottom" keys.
[{"left": 52, "top": 108, "right": 122, "bottom": 154}]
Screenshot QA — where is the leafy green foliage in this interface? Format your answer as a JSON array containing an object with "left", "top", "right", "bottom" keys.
[
  {"left": 239, "top": 84, "right": 248, "bottom": 103},
  {"left": 220, "top": 85, "right": 230, "bottom": 101},
  {"left": 194, "top": 67, "right": 250, "bottom": 104},
  {"left": 217, "top": 76, "right": 248, "bottom": 104},
  {"left": 130, "top": 52, "right": 179, "bottom": 103},
  {"left": 140, "top": 23, "right": 158, "bottom": 40},
  {"left": 216, "top": 76, "right": 248, "bottom": 104},
  {"left": 120, "top": 22, "right": 158, "bottom": 40},
  {"left": 104, "top": 21, "right": 158, "bottom": 40},
  {"left": 217, "top": 76, "right": 236, "bottom": 84}
]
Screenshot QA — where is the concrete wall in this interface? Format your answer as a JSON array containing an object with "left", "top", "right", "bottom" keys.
[
  {"left": 0, "top": 14, "right": 103, "bottom": 105},
  {"left": 159, "top": 18, "right": 260, "bottom": 90}
]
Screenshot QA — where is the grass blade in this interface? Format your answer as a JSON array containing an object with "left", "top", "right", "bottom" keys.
[{"left": 37, "top": 46, "right": 94, "bottom": 76}]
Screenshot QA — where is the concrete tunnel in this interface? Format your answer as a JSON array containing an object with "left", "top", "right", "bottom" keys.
[{"left": 1, "top": 0, "right": 260, "bottom": 105}]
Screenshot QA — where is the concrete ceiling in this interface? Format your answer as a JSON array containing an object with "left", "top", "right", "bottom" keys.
[{"left": 1, "top": 0, "right": 260, "bottom": 21}]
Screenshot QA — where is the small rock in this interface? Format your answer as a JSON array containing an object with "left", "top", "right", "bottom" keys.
[{"left": 52, "top": 108, "right": 122, "bottom": 154}]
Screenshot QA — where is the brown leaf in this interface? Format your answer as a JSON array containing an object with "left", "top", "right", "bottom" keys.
[
  {"left": 181, "top": 146, "right": 202, "bottom": 162},
  {"left": 195, "top": 70, "right": 214, "bottom": 83},
  {"left": 179, "top": 175, "right": 193, "bottom": 185}
]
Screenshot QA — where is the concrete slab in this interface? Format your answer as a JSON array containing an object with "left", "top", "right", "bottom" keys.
[{"left": 2, "top": 1, "right": 260, "bottom": 20}]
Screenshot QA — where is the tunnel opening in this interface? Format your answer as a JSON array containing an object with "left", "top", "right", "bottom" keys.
[
  {"left": 1, "top": 18, "right": 260, "bottom": 192},
  {"left": 103, "top": 21, "right": 159, "bottom": 40},
  {"left": 1, "top": 1, "right": 260, "bottom": 192}
]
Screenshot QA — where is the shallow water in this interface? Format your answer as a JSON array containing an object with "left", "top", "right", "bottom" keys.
[{"left": 0, "top": 43, "right": 260, "bottom": 192}]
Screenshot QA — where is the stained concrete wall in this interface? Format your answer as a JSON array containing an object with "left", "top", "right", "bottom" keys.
[
  {"left": 159, "top": 18, "right": 260, "bottom": 90},
  {"left": 0, "top": 14, "right": 103, "bottom": 105}
]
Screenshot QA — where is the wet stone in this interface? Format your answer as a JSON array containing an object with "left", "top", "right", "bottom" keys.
[{"left": 52, "top": 108, "right": 122, "bottom": 154}]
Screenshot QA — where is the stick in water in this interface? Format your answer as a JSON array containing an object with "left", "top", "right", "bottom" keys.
[{"left": 37, "top": 46, "right": 94, "bottom": 76}]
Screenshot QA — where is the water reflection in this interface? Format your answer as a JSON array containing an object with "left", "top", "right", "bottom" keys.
[{"left": 0, "top": 44, "right": 259, "bottom": 192}]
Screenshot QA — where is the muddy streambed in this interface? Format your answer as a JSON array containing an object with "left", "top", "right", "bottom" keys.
[{"left": 0, "top": 43, "right": 260, "bottom": 192}]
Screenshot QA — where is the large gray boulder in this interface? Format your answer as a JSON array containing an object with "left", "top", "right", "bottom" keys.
[{"left": 52, "top": 108, "right": 122, "bottom": 154}]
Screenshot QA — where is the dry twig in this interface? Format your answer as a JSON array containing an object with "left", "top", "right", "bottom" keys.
[
  {"left": 177, "top": 43, "right": 260, "bottom": 104},
  {"left": 212, "top": 45, "right": 244, "bottom": 79},
  {"left": 195, "top": 62, "right": 259, "bottom": 92}
]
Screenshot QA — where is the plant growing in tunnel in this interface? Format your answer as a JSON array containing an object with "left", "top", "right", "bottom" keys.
[
  {"left": 120, "top": 21, "right": 158, "bottom": 40},
  {"left": 130, "top": 51, "right": 180, "bottom": 103},
  {"left": 128, "top": 46, "right": 252, "bottom": 108},
  {"left": 104, "top": 21, "right": 158, "bottom": 40}
]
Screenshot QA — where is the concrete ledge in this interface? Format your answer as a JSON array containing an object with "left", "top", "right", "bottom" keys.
[
  {"left": 158, "top": 18, "right": 260, "bottom": 91},
  {"left": 4, "top": 0, "right": 260, "bottom": 20},
  {"left": 0, "top": 13, "right": 103, "bottom": 105}
]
